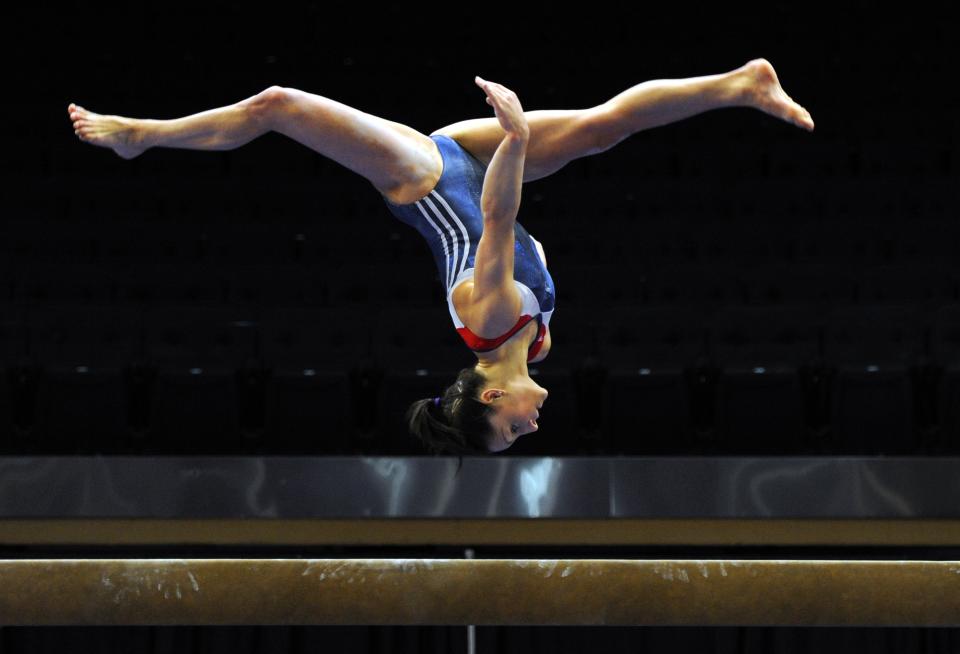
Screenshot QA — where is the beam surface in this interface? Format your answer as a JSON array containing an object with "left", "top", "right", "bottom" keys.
[{"left": 2, "top": 559, "right": 959, "bottom": 626}]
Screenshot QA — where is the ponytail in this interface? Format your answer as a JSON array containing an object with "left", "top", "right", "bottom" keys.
[{"left": 406, "top": 367, "right": 493, "bottom": 468}]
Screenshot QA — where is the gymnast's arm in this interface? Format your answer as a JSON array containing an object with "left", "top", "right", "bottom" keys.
[{"left": 471, "top": 77, "right": 529, "bottom": 309}]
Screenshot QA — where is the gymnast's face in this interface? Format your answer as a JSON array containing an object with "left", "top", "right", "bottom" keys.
[{"left": 481, "top": 380, "right": 548, "bottom": 452}]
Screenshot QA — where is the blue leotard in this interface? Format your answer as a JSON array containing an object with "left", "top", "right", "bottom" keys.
[{"left": 381, "top": 134, "right": 556, "bottom": 361}]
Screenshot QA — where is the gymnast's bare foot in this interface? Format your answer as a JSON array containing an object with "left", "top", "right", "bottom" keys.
[
  {"left": 67, "top": 103, "right": 146, "bottom": 159},
  {"left": 736, "top": 58, "right": 815, "bottom": 132}
]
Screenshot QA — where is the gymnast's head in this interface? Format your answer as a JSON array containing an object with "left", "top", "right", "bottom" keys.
[{"left": 406, "top": 365, "right": 548, "bottom": 459}]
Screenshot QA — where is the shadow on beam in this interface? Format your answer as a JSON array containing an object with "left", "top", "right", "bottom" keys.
[{"left": 2, "top": 559, "right": 960, "bottom": 626}]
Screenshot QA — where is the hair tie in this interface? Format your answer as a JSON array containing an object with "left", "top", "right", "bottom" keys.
[{"left": 433, "top": 396, "right": 442, "bottom": 406}]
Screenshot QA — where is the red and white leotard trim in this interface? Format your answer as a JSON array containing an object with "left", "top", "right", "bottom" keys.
[{"left": 447, "top": 267, "right": 554, "bottom": 362}]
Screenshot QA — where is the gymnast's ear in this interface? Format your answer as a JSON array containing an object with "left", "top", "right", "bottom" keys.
[{"left": 478, "top": 388, "right": 505, "bottom": 404}]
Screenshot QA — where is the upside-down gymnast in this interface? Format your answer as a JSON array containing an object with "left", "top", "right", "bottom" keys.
[{"left": 67, "top": 58, "right": 814, "bottom": 455}]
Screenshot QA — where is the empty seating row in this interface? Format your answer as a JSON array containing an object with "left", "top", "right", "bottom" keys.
[
  {"left": 0, "top": 364, "right": 953, "bottom": 457},
  {"left": 0, "top": 218, "right": 420, "bottom": 265},
  {"left": 6, "top": 303, "right": 960, "bottom": 373},
  {"left": 5, "top": 260, "right": 960, "bottom": 311},
  {"left": 0, "top": 260, "right": 445, "bottom": 307},
  {"left": 5, "top": 214, "right": 959, "bottom": 266}
]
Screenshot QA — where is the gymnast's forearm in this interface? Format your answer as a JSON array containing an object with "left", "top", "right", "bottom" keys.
[{"left": 480, "top": 132, "right": 528, "bottom": 223}]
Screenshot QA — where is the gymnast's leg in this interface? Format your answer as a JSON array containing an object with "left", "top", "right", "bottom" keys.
[
  {"left": 67, "top": 87, "right": 443, "bottom": 204},
  {"left": 431, "top": 58, "right": 814, "bottom": 182}
]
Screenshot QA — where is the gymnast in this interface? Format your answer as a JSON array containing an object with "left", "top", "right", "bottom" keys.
[{"left": 67, "top": 58, "right": 814, "bottom": 455}]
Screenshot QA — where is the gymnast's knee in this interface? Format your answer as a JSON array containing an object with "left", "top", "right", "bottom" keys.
[
  {"left": 583, "top": 104, "right": 628, "bottom": 155},
  {"left": 245, "top": 86, "right": 294, "bottom": 128}
]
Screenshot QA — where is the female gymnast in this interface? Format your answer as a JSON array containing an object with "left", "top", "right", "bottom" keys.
[{"left": 67, "top": 58, "right": 814, "bottom": 455}]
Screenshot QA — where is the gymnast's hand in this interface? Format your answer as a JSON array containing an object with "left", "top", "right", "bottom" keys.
[{"left": 475, "top": 76, "right": 529, "bottom": 141}]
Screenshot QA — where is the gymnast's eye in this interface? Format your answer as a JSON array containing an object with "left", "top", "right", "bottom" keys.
[{"left": 511, "top": 424, "right": 519, "bottom": 434}]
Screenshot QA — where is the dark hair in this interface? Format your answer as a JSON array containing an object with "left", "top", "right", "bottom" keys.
[{"left": 406, "top": 366, "right": 494, "bottom": 466}]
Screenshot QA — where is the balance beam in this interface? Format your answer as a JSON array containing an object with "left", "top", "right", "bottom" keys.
[{"left": 1, "top": 559, "right": 958, "bottom": 626}]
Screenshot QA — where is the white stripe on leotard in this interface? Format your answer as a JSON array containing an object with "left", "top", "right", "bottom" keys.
[
  {"left": 414, "top": 200, "right": 453, "bottom": 289},
  {"left": 426, "top": 190, "right": 471, "bottom": 286},
  {"left": 418, "top": 191, "right": 470, "bottom": 292},
  {"left": 421, "top": 195, "right": 457, "bottom": 291}
]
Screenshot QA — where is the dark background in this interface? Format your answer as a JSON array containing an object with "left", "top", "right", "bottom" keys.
[
  {"left": 1, "top": 3, "right": 959, "bottom": 652},
  {"left": 3, "top": 4, "right": 958, "bottom": 450}
]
